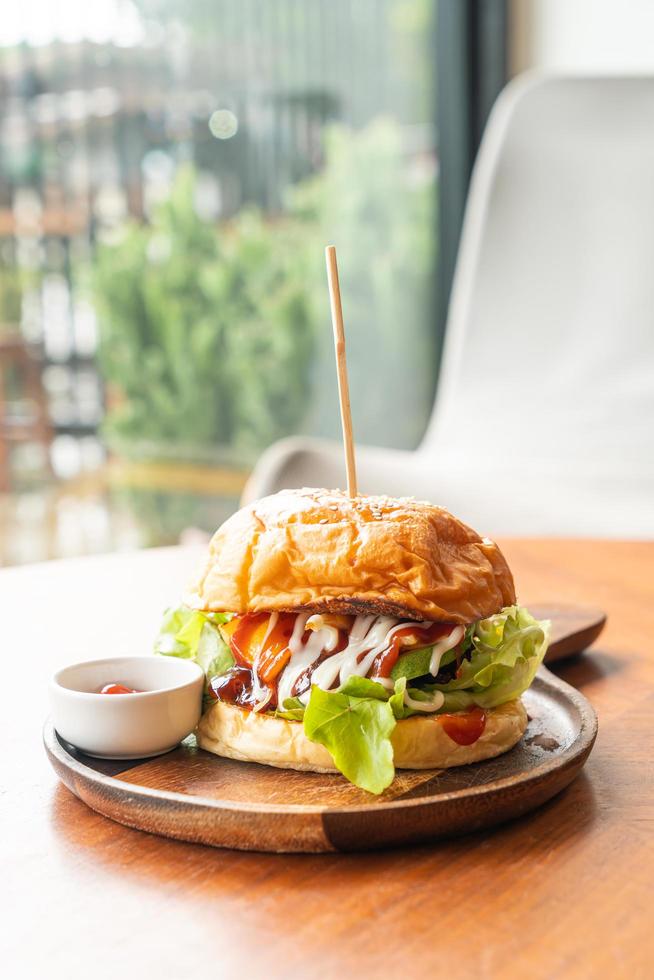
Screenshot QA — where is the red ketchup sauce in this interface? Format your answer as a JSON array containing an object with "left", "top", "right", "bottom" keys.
[
  {"left": 210, "top": 666, "right": 259, "bottom": 708},
  {"left": 291, "top": 628, "right": 349, "bottom": 699},
  {"left": 438, "top": 706, "right": 486, "bottom": 745},
  {"left": 212, "top": 612, "right": 298, "bottom": 709},
  {"left": 372, "top": 621, "right": 458, "bottom": 677},
  {"left": 211, "top": 614, "right": 468, "bottom": 717},
  {"left": 99, "top": 683, "right": 140, "bottom": 695}
]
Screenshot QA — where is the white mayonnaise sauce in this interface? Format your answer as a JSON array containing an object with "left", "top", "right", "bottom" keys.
[
  {"left": 252, "top": 612, "right": 279, "bottom": 712},
  {"left": 428, "top": 625, "right": 465, "bottom": 676},
  {"left": 403, "top": 689, "right": 446, "bottom": 712},
  {"left": 275, "top": 613, "right": 340, "bottom": 707},
  {"left": 260, "top": 611, "right": 279, "bottom": 648},
  {"left": 274, "top": 614, "right": 463, "bottom": 712}
]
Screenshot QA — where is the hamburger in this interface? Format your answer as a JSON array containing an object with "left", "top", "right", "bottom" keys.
[{"left": 155, "top": 488, "right": 549, "bottom": 793}]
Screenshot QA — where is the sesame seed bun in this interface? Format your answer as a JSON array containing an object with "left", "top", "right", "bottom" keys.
[{"left": 187, "top": 488, "right": 516, "bottom": 624}]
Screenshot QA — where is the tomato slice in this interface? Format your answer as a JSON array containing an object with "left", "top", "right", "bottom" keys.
[
  {"left": 256, "top": 613, "right": 297, "bottom": 683},
  {"left": 225, "top": 612, "right": 296, "bottom": 683},
  {"left": 225, "top": 613, "right": 270, "bottom": 667}
]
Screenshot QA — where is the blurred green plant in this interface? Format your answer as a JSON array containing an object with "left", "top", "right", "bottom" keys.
[
  {"left": 92, "top": 165, "right": 314, "bottom": 459},
  {"left": 92, "top": 119, "right": 435, "bottom": 461},
  {"left": 109, "top": 485, "right": 238, "bottom": 546},
  {"left": 291, "top": 118, "right": 436, "bottom": 448},
  {"left": 0, "top": 262, "right": 26, "bottom": 326}
]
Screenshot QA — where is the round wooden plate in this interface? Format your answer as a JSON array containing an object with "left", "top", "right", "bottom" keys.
[{"left": 44, "top": 667, "right": 597, "bottom": 853}]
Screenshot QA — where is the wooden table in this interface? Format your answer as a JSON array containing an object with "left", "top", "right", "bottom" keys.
[{"left": 3, "top": 540, "right": 653, "bottom": 979}]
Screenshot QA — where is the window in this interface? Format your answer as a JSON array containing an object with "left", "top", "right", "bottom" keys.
[{"left": 0, "top": 1, "right": 505, "bottom": 562}]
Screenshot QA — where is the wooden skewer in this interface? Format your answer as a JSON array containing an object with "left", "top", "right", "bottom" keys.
[{"left": 325, "top": 244, "right": 358, "bottom": 498}]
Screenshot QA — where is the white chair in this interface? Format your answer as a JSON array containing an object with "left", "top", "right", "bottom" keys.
[{"left": 244, "top": 76, "right": 654, "bottom": 537}]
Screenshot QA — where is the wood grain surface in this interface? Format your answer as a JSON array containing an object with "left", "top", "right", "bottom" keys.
[
  {"left": 2, "top": 540, "right": 653, "bottom": 979},
  {"left": 42, "top": 667, "right": 597, "bottom": 853},
  {"left": 533, "top": 602, "right": 607, "bottom": 663}
]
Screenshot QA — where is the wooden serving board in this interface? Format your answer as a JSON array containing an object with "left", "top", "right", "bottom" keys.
[
  {"left": 44, "top": 667, "right": 597, "bottom": 853},
  {"left": 534, "top": 603, "right": 607, "bottom": 664}
]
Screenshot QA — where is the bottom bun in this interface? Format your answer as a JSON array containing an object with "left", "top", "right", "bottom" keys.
[{"left": 196, "top": 699, "right": 528, "bottom": 774}]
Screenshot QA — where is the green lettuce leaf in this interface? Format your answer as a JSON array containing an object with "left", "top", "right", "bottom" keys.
[
  {"left": 154, "top": 605, "right": 234, "bottom": 684},
  {"left": 298, "top": 606, "right": 548, "bottom": 792},
  {"left": 278, "top": 678, "right": 405, "bottom": 724},
  {"left": 302, "top": 678, "right": 398, "bottom": 794},
  {"left": 339, "top": 676, "right": 390, "bottom": 700},
  {"left": 428, "top": 605, "right": 549, "bottom": 709},
  {"left": 275, "top": 696, "right": 306, "bottom": 721},
  {"left": 389, "top": 676, "right": 408, "bottom": 719}
]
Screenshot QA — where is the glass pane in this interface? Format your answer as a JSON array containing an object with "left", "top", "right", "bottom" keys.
[{"left": 0, "top": 0, "right": 437, "bottom": 561}]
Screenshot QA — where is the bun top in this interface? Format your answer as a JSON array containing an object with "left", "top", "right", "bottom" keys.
[{"left": 188, "top": 488, "right": 516, "bottom": 624}]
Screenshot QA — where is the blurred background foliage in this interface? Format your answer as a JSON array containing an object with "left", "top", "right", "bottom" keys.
[
  {"left": 0, "top": 262, "right": 26, "bottom": 325},
  {"left": 92, "top": 165, "right": 314, "bottom": 461},
  {"left": 92, "top": 119, "right": 435, "bottom": 460},
  {"left": 293, "top": 120, "right": 436, "bottom": 448}
]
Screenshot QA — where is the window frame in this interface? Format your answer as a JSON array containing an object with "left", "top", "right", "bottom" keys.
[{"left": 435, "top": 0, "right": 508, "bottom": 346}]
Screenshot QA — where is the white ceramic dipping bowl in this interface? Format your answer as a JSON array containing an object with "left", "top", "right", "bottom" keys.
[{"left": 50, "top": 656, "right": 204, "bottom": 759}]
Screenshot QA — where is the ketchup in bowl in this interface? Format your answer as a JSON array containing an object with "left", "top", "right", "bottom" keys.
[
  {"left": 99, "top": 683, "right": 141, "bottom": 695},
  {"left": 51, "top": 656, "right": 204, "bottom": 758}
]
